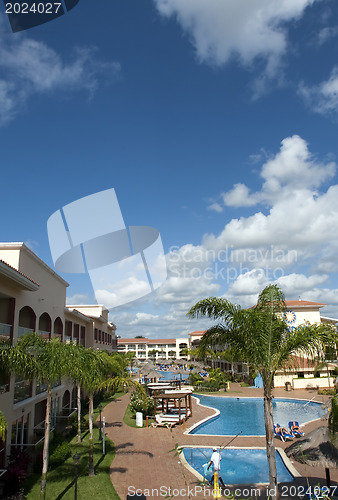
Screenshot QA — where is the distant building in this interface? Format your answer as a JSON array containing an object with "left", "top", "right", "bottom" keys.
[
  {"left": 117, "top": 337, "right": 189, "bottom": 360},
  {"left": 0, "top": 242, "right": 117, "bottom": 469}
]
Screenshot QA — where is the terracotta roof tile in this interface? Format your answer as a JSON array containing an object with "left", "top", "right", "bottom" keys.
[{"left": 0, "top": 259, "right": 39, "bottom": 286}]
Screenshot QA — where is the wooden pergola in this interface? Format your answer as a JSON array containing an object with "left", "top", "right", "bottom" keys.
[{"left": 153, "top": 391, "right": 193, "bottom": 422}]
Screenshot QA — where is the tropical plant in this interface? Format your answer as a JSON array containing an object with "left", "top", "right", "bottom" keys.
[
  {"left": 219, "top": 348, "right": 239, "bottom": 378},
  {"left": 124, "top": 351, "right": 136, "bottom": 376},
  {"left": 148, "top": 349, "right": 159, "bottom": 359},
  {"left": 129, "top": 384, "right": 154, "bottom": 417},
  {"left": 66, "top": 347, "right": 133, "bottom": 477},
  {"left": 3, "top": 447, "right": 31, "bottom": 495},
  {"left": 0, "top": 410, "right": 7, "bottom": 441},
  {"left": 15, "top": 333, "right": 69, "bottom": 500},
  {"left": 188, "top": 284, "right": 338, "bottom": 500}
]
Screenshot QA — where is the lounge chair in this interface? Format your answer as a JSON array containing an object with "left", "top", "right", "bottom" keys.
[
  {"left": 151, "top": 415, "right": 178, "bottom": 428},
  {"left": 274, "top": 424, "right": 294, "bottom": 442},
  {"left": 288, "top": 421, "right": 304, "bottom": 437}
]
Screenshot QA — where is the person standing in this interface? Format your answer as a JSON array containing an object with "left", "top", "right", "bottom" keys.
[{"left": 207, "top": 447, "right": 226, "bottom": 488}]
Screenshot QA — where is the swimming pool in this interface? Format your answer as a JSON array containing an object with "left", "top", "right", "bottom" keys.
[
  {"left": 156, "top": 370, "right": 189, "bottom": 381},
  {"left": 190, "top": 395, "right": 326, "bottom": 435},
  {"left": 182, "top": 447, "right": 295, "bottom": 484}
]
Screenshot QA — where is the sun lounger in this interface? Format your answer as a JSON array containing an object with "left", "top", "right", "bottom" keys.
[
  {"left": 288, "top": 421, "right": 304, "bottom": 437},
  {"left": 274, "top": 424, "right": 294, "bottom": 442},
  {"left": 151, "top": 414, "right": 178, "bottom": 428}
]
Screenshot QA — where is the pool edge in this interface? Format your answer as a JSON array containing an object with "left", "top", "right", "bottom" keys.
[{"left": 180, "top": 445, "right": 301, "bottom": 486}]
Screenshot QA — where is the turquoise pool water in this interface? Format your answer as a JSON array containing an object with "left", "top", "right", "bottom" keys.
[
  {"left": 190, "top": 395, "right": 325, "bottom": 435},
  {"left": 156, "top": 370, "right": 189, "bottom": 381},
  {"left": 183, "top": 447, "right": 294, "bottom": 484}
]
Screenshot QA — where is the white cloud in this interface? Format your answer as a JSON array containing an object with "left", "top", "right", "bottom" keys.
[
  {"left": 207, "top": 202, "right": 223, "bottom": 213},
  {"left": 223, "top": 183, "right": 260, "bottom": 207},
  {"left": 207, "top": 136, "right": 337, "bottom": 253},
  {"left": 318, "top": 26, "right": 338, "bottom": 45},
  {"left": 0, "top": 19, "right": 120, "bottom": 124},
  {"left": 111, "top": 135, "right": 338, "bottom": 338},
  {"left": 277, "top": 273, "right": 329, "bottom": 294},
  {"left": 66, "top": 294, "right": 90, "bottom": 305},
  {"left": 153, "top": 0, "right": 316, "bottom": 90},
  {"left": 298, "top": 66, "right": 338, "bottom": 115}
]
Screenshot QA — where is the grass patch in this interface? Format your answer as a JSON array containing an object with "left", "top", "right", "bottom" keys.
[
  {"left": 24, "top": 392, "right": 125, "bottom": 500},
  {"left": 123, "top": 404, "right": 153, "bottom": 428},
  {"left": 25, "top": 427, "right": 119, "bottom": 500}
]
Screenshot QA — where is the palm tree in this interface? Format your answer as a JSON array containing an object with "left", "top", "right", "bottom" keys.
[
  {"left": 71, "top": 348, "right": 112, "bottom": 476},
  {"left": 72, "top": 349, "right": 129, "bottom": 476},
  {"left": 124, "top": 351, "right": 136, "bottom": 376},
  {"left": 16, "top": 333, "right": 69, "bottom": 500},
  {"left": 188, "top": 284, "right": 338, "bottom": 500}
]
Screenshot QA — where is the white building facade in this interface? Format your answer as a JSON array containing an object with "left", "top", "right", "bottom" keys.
[{"left": 0, "top": 243, "right": 117, "bottom": 470}]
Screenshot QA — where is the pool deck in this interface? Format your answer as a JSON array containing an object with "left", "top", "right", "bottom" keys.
[{"left": 104, "top": 384, "right": 338, "bottom": 500}]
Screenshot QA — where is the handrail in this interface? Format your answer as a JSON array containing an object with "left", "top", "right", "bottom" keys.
[{"left": 304, "top": 396, "right": 316, "bottom": 407}]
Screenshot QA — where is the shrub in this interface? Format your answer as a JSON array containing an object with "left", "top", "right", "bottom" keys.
[
  {"left": 318, "top": 388, "right": 336, "bottom": 396},
  {"left": 69, "top": 413, "right": 87, "bottom": 435},
  {"left": 3, "top": 448, "right": 31, "bottom": 495},
  {"left": 49, "top": 441, "right": 71, "bottom": 468},
  {"left": 129, "top": 385, "right": 154, "bottom": 417}
]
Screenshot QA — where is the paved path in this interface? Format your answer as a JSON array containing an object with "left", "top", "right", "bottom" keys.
[{"left": 104, "top": 385, "right": 338, "bottom": 500}]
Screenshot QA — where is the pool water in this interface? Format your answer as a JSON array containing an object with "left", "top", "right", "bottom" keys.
[
  {"left": 190, "top": 395, "right": 325, "bottom": 435},
  {"left": 156, "top": 370, "right": 189, "bottom": 381},
  {"left": 183, "top": 447, "right": 294, "bottom": 484}
]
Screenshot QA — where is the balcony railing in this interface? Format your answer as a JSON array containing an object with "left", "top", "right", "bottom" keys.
[
  {"left": 18, "top": 327, "right": 34, "bottom": 337},
  {"left": 38, "top": 330, "right": 50, "bottom": 340},
  {"left": 14, "top": 380, "right": 32, "bottom": 403},
  {"left": 51, "top": 379, "right": 61, "bottom": 389},
  {"left": 0, "top": 323, "right": 11, "bottom": 337}
]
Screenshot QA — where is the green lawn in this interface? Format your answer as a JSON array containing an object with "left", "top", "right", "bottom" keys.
[
  {"left": 24, "top": 393, "right": 124, "bottom": 500},
  {"left": 123, "top": 403, "right": 154, "bottom": 428}
]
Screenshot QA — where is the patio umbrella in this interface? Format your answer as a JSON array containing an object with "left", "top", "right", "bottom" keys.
[
  {"left": 170, "top": 367, "right": 189, "bottom": 388},
  {"left": 188, "top": 361, "right": 205, "bottom": 370},
  {"left": 286, "top": 426, "right": 338, "bottom": 488},
  {"left": 143, "top": 369, "right": 160, "bottom": 380},
  {"left": 140, "top": 362, "right": 155, "bottom": 374}
]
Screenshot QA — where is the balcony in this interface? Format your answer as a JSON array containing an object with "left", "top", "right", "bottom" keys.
[
  {"left": 36, "top": 382, "right": 47, "bottom": 395},
  {"left": 18, "top": 327, "right": 34, "bottom": 337},
  {"left": 14, "top": 379, "right": 32, "bottom": 403},
  {"left": 0, "top": 322, "right": 11, "bottom": 339},
  {"left": 0, "top": 383, "right": 9, "bottom": 394},
  {"left": 51, "top": 379, "right": 61, "bottom": 389}
]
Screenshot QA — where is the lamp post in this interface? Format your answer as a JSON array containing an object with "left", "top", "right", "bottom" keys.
[
  {"left": 98, "top": 404, "right": 103, "bottom": 441},
  {"left": 73, "top": 451, "right": 80, "bottom": 500}
]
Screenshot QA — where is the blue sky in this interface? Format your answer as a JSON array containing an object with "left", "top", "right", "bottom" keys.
[{"left": 1, "top": 0, "right": 338, "bottom": 338}]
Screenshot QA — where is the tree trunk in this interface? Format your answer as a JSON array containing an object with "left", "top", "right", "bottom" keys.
[
  {"left": 40, "top": 383, "right": 51, "bottom": 500},
  {"left": 88, "top": 394, "right": 95, "bottom": 476},
  {"left": 263, "top": 386, "right": 278, "bottom": 500},
  {"left": 77, "top": 384, "right": 81, "bottom": 443}
]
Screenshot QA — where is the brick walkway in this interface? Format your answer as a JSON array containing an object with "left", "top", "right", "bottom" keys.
[{"left": 104, "top": 385, "right": 338, "bottom": 500}]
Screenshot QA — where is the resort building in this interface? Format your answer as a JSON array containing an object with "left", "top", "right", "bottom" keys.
[
  {"left": 117, "top": 337, "right": 189, "bottom": 361},
  {"left": 0, "top": 243, "right": 117, "bottom": 470}
]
